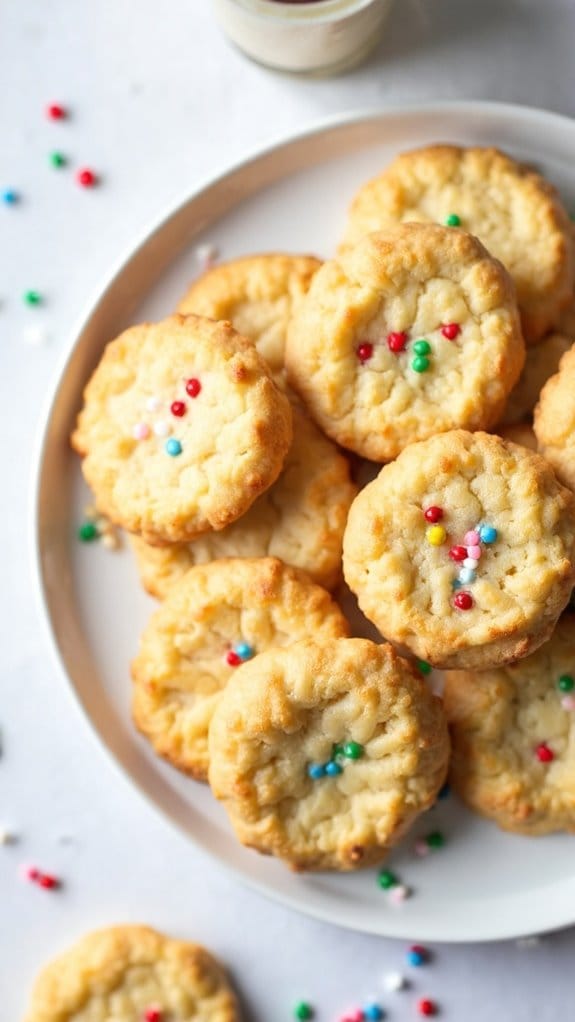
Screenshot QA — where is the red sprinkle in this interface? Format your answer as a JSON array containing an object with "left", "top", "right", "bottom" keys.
[
  {"left": 536, "top": 743, "right": 554, "bottom": 763},
  {"left": 387, "top": 331, "right": 408, "bottom": 353},
  {"left": 186, "top": 378, "right": 201, "bottom": 398},
  {"left": 76, "top": 168, "right": 97, "bottom": 188},
  {"left": 418, "top": 999, "right": 437, "bottom": 1017},
  {"left": 357, "top": 342, "right": 373, "bottom": 363},
  {"left": 170, "top": 400, "right": 186, "bottom": 417},
  {"left": 449, "top": 545, "right": 467, "bottom": 562},
  {"left": 226, "top": 651, "right": 241, "bottom": 667},
  {"left": 424, "top": 506, "right": 443, "bottom": 523},
  {"left": 23, "top": 866, "right": 60, "bottom": 889},
  {"left": 46, "top": 103, "right": 67, "bottom": 120},
  {"left": 441, "top": 323, "right": 461, "bottom": 340},
  {"left": 144, "top": 1009, "right": 163, "bottom": 1022},
  {"left": 453, "top": 591, "right": 473, "bottom": 611}
]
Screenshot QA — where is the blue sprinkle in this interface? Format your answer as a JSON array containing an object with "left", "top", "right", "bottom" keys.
[
  {"left": 325, "top": 760, "right": 343, "bottom": 777},
  {"left": 407, "top": 950, "right": 425, "bottom": 967},
  {"left": 364, "top": 1006, "right": 385, "bottom": 1021},
  {"left": 2, "top": 188, "right": 19, "bottom": 204},
  {"left": 234, "top": 641, "right": 254, "bottom": 661},
  {"left": 165, "top": 438, "right": 182, "bottom": 457},
  {"left": 458, "top": 567, "right": 476, "bottom": 585},
  {"left": 478, "top": 524, "right": 497, "bottom": 544},
  {"left": 307, "top": 763, "right": 325, "bottom": 780},
  {"left": 438, "top": 782, "right": 451, "bottom": 800},
  {"left": 451, "top": 578, "right": 462, "bottom": 590}
]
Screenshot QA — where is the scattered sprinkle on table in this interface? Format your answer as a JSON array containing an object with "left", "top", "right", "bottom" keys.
[
  {"left": 417, "top": 997, "right": 438, "bottom": 1016},
  {"left": 383, "top": 971, "right": 407, "bottom": 992},
  {"left": 46, "top": 102, "right": 68, "bottom": 120},
  {"left": 294, "top": 1002, "right": 314, "bottom": 1020},
  {"left": 23, "top": 289, "right": 42, "bottom": 306},
  {"left": 2, "top": 188, "right": 19, "bottom": 205},
  {"left": 407, "top": 945, "right": 429, "bottom": 967},
  {"left": 49, "top": 151, "right": 67, "bottom": 168},
  {"left": 76, "top": 167, "right": 98, "bottom": 188},
  {"left": 22, "top": 325, "right": 50, "bottom": 346},
  {"left": 425, "top": 830, "right": 445, "bottom": 850},
  {"left": 21, "top": 865, "right": 61, "bottom": 890}
]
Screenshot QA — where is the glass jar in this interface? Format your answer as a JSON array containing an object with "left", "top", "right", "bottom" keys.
[{"left": 212, "top": 0, "right": 393, "bottom": 76}]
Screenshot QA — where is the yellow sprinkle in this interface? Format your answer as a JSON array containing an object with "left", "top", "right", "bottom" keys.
[{"left": 426, "top": 525, "right": 446, "bottom": 546}]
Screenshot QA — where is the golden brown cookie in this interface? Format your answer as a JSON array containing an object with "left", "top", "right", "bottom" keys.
[
  {"left": 132, "top": 557, "right": 349, "bottom": 781},
  {"left": 534, "top": 343, "right": 575, "bottom": 491},
  {"left": 130, "top": 405, "right": 356, "bottom": 597},
  {"left": 23, "top": 925, "right": 241, "bottom": 1022},
  {"left": 71, "top": 314, "right": 292, "bottom": 545},
  {"left": 499, "top": 331, "right": 571, "bottom": 426},
  {"left": 177, "top": 253, "right": 321, "bottom": 374},
  {"left": 343, "top": 430, "right": 575, "bottom": 669},
  {"left": 285, "top": 224, "right": 524, "bottom": 461},
  {"left": 341, "top": 145, "right": 575, "bottom": 344},
  {"left": 208, "top": 638, "right": 449, "bottom": 872},
  {"left": 444, "top": 614, "right": 575, "bottom": 835}
]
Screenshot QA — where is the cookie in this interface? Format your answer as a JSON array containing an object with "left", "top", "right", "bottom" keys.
[
  {"left": 341, "top": 145, "right": 575, "bottom": 344},
  {"left": 534, "top": 343, "right": 575, "bottom": 491},
  {"left": 499, "top": 331, "right": 571, "bottom": 426},
  {"left": 497, "top": 422, "right": 537, "bottom": 451},
  {"left": 23, "top": 925, "right": 240, "bottom": 1022},
  {"left": 208, "top": 637, "right": 449, "bottom": 871},
  {"left": 132, "top": 557, "right": 349, "bottom": 781},
  {"left": 71, "top": 314, "right": 292, "bottom": 544},
  {"left": 343, "top": 430, "right": 575, "bottom": 670},
  {"left": 444, "top": 614, "right": 575, "bottom": 835},
  {"left": 130, "top": 405, "right": 357, "bottom": 597},
  {"left": 177, "top": 253, "right": 321, "bottom": 374},
  {"left": 285, "top": 224, "right": 524, "bottom": 461}
]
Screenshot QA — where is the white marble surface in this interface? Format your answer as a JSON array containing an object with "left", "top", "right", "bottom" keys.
[{"left": 2, "top": 1, "right": 575, "bottom": 1018}]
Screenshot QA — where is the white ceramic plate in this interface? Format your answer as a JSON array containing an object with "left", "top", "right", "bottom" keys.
[{"left": 34, "top": 103, "right": 575, "bottom": 942}]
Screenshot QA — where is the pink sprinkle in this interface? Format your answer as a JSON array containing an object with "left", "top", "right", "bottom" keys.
[
  {"left": 389, "top": 883, "right": 411, "bottom": 903},
  {"left": 133, "top": 422, "right": 150, "bottom": 440},
  {"left": 561, "top": 695, "right": 575, "bottom": 711},
  {"left": 464, "top": 530, "right": 480, "bottom": 546},
  {"left": 414, "top": 839, "right": 430, "bottom": 858},
  {"left": 467, "top": 544, "right": 481, "bottom": 559}
]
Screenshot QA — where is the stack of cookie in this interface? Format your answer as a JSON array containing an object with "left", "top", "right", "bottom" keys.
[{"left": 73, "top": 144, "right": 575, "bottom": 869}]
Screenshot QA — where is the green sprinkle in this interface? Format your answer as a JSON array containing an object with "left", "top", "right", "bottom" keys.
[
  {"left": 412, "top": 355, "right": 430, "bottom": 373},
  {"left": 49, "top": 151, "right": 67, "bottom": 168},
  {"left": 294, "top": 1003, "right": 314, "bottom": 1021},
  {"left": 78, "top": 521, "right": 99, "bottom": 542},
  {"left": 23, "top": 289, "right": 42, "bottom": 306},
  {"left": 417, "top": 660, "right": 432, "bottom": 675},
  {"left": 426, "top": 830, "right": 445, "bottom": 849},
  {"left": 378, "top": 869, "right": 398, "bottom": 889},
  {"left": 343, "top": 740, "right": 364, "bottom": 760},
  {"left": 413, "top": 339, "right": 431, "bottom": 355},
  {"left": 332, "top": 742, "right": 345, "bottom": 758},
  {"left": 558, "top": 675, "right": 574, "bottom": 692},
  {"left": 444, "top": 213, "right": 461, "bottom": 227}
]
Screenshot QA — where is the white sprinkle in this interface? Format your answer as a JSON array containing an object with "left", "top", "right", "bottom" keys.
[
  {"left": 463, "top": 557, "right": 479, "bottom": 569},
  {"left": 146, "top": 395, "right": 162, "bottom": 413},
  {"left": 389, "top": 883, "right": 411, "bottom": 904},
  {"left": 22, "top": 325, "right": 49, "bottom": 346},
  {"left": 383, "top": 971, "right": 407, "bottom": 992},
  {"left": 195, "top": 243, "right": 218, "bottom": 268},
  {"left": 153, "top": 421, "right": 170, "bottom": 438}
]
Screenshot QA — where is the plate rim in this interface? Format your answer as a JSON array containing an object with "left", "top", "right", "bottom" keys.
[{"left": 32, "top": 100, "right": 575, "bottom": 943}]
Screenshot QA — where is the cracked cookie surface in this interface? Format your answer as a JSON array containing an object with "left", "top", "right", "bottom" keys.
[
  {"left": 208, "top": 638, "right": 449, "bottom": 871},
  {"left": 24, "top": 925, "right": 241, "bottom": 1022},
  {"left": 72, "top": 314, "right": 292, "bottom": 544},
  {"left": 130, "top": 404, "right": 356, "bottom": 597},
  {"left": 343, "top": 430, "right": 575, "bottom": 669},
  {"left": 444, "top": 614, "right": 575, "bottom": 834},
  {"left": 177, "top": 253, "right": 321, "bottom": 374},
  {"left": 285, "top": 224, "right": 524, "bottom": 461},
  {"left": 341, "top": 145, "right": 575, "bottom": 344},
  {"left": 132, "top": 557, "right": 349, "bottom": 781}
]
